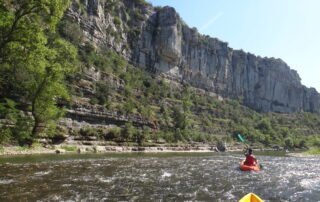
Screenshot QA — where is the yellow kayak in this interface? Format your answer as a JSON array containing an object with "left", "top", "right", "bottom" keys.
[{"left": 239, "top": 193, "right": 264, "bottom": 202}]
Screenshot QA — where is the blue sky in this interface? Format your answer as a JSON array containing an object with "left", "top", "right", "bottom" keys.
[{"left": 147, "top": 0, "right": 320, "bottom": 92}]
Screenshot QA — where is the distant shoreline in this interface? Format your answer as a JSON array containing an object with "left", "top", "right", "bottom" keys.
[
  {"left": 286, "top": 153, "right": 320, "bottom": 158},
  {"left": 0, "top": 144, "right": 241, "bottom": 156},
  {"left": 1, "top": 145, "right": 318, "bottom": 157}
]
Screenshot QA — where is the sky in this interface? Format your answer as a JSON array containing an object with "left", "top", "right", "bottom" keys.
[{"left": 147, "top": 0, "right": 320, "bottom": 92}]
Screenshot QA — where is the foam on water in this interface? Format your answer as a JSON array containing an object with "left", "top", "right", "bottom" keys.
[
  {"left": 161, "top": 171, "right": 172, "bottom": 178},
  {"left": 0, "top": 179, "right": 15, "bottom": 184},
  {"left": 300, "top": 178, "right": 320, "bottom": 190},
  {"left": 34, "top": 170, "right": 52, "bottom": 176},
  {"left": 96, "top": 176, "right": 113, "bottom": 183}
]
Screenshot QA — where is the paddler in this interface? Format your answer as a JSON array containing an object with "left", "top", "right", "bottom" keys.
[{"left": 244, "top": 148, "right": 258, "bottom": 166}]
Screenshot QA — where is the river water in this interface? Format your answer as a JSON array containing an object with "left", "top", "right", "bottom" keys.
[{"left": 0, "top": 152, "right": 319, "bottom": 201}]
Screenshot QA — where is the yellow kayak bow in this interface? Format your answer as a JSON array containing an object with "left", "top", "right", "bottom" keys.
[{"left": 239, "top": 193, "right": 264, "bottom": 202}]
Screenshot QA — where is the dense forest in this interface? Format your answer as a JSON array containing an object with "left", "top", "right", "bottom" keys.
[{"left": 0, "top": 0, "right": 320, "bottom": 152}]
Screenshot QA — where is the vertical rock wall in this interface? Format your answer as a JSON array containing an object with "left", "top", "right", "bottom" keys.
[{"left": 67, "top": 0, "right": 320, "bottom": 113}]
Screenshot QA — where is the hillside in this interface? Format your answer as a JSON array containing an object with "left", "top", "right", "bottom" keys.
[
  {"left": 66, "top": 0, "right": 320, "bottom": 113},
  {"left": 0, "top": 0, "right": 319, "bottom": 150}
]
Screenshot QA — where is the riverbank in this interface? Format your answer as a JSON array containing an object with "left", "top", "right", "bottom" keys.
[
  {"left": 287, "top": 153, "right": 320, "bottom": 158},
  {"left": 0, "top": 143, "right": 247, "bottom": 156},
  {"left": 1, "top": 144, "right": 316, "bottom": 157},
  {"left": 287, "top": 147, "right": 320, "bottom": 157}
]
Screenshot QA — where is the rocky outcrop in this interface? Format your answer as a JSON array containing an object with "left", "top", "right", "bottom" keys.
[
  {"left": 60, "top": 99, "right": 156, "bottom": 129},
  {"left": 66, "top": 0, "right": 320, "bottom": 113}
]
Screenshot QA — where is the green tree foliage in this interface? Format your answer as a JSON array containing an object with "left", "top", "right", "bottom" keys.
[
  {"left": 0, "top": 99, "right": 18, "bottom": 144},
  {"left": 133, "top": 130, "right": 144, "bottom": 145},
  {"left": 0, "top": 0, "right": 76, "bottom": 144},
  {"left": 58, "top": 19, "right": 84, "bottom": 45},
  {"left": 172, "top": 106, "right": 189, "bottom": 130},
  {"left": 121, "top": 122, "right": 134, "bottom": 142},
  {"left": 0, "top": 99, "right": 33, "bottom": 145},
  {"left": 285, "top": 138, "right": 294, "bottom": 148}
]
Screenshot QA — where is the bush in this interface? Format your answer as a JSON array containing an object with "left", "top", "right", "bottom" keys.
[
  {"left": 172, "top": 106, "right": 188, "bottom": 130},
  {"left": 134, "top": 0, "right": 148, "bottom": 6},
  {"left": 89, "top": 97, "right": 99, "bottom": 105},
  {"left": 173, "top": 128, "right": 183, "bottom": 142},
  {"left": 285, "top": 138, "right": 294, "bottom": 148},
  {"left": 0, "top": 127, "right": 12, "bottom": 144},
  {"left": 133, "top": 130, "right": 144, "bottom": 145},
  {"left": 191, "top": 131, "right": 206, "bottom": 143},
  {"left": 312, "top": 138, "right": 320, "bottom": 147},
  {"left": 58, "top": 20, "right": 84, "bottom": 45},
  {"left": 106, "top": 128, "right": 121, "bottom": 141},
  {"left": 61, "top": 145, "right": 77, "bottom": 151},
  {"left": 113, "top": 16, "right": 121, "bottom": 27},
  {"left": 131, "top": 9, "right": 145, "bottom": 21},
  {"left": 12, "top": 116, "right": 33, "bottom": 146},
  {"left": 304, "top": 147, "right": 320, "bottom": 155},
  {"left": 121, "top": 123, "right": 134, "bottom": 141},
  {"left": 79, "top": 128, "right": 98, "bottom": 137},
  {"left": 123, "top": 100, "right": 135, "bottom": 114},
  {"left": 95, "top": 82, "right": 110, "bottom": 105}
]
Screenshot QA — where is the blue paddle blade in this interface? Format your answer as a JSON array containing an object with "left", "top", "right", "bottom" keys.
[{"left": 237, "top": 134, "right": 245, "bottom": 142}]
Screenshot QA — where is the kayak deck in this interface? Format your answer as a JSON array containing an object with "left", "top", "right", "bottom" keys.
[{"left": 239, "top": 192, "right": 264, "bottom": 202}]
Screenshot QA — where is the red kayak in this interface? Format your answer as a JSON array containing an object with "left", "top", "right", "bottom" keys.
[{"left": 239, "top": 160, "right": 260, "bottom": 171}]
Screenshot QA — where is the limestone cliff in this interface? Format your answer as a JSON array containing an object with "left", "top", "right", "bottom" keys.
[{"left": 65, "top": 0, "right": 320, "bottom": 113}]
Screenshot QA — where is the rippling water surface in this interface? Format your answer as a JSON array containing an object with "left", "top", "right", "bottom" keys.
[{"left": 0, "top": 152, "right": 319, "bottom": 201}]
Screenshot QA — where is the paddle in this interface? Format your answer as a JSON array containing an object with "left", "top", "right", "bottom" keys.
[
  {"left": 236, "top": 133, "right": 263, "bottom": 169},
  {"left": 237, "top": 133, "right": 249, "bottom": 149}
]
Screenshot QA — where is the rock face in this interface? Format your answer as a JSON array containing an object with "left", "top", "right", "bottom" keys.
[
  {"left": 64, "top": 99, "right": 156, "bottom": 129},
  {"left": 66, "top": 0, "right": 320, "bottom": 113}
]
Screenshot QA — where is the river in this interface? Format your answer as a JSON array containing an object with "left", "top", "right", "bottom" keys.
[{"left": 0, "top": 152, "right": 319, "bottom": 201}]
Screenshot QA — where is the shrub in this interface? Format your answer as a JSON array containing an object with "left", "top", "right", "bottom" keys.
[
  {"left": 58, "top": 20, "right": 84, "bottom": 45},
  {"left": 0, "top": 127, "right": 12, "bottom": 144},
  {"left": 113, "top": 16, "right": 121, "bottom": 27},
  {"left": 133, "top": 130, "right": 144, "bottom": 145},
  {"left": 191, "top": 131, "right": 206, "bottom": 143},
  {"left": 312, "top": 138, "right": 320, "bottom": 147},
  {"left": 89, "top": 97, "right": 99, "bottom": 105},
  {"left": 121, "top": 123, "right": 134, "bottom": 141},
  {"left": 134, "top": 0, "right": 148, "bottom": 6},
  {"left": 95, "top": 82, "right": 110, "bottom": 105},
  {"left": 79, "top": 128, "right": 98, "bottom": 137},
  {"left": 131, "top": 8, "right": 145, "bottom": 21},
  {"left": 61, "top": 145, "right": 77, "bottom": 151},
  {"left": 105, "top": 128, "right": 121, "bottom": 141},
  {"left": 12, "top": 116, "right": 33, "bottom": 146},
  {"left": 284, "top": 138, "right": 294, "bottom": 148}
]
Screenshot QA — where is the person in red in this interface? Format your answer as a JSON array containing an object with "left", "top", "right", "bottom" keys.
[{"left": 244, "top": 148, "right": 258, "bottom": 166}]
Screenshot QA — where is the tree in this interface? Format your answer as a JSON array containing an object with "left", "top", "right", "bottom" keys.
[
  {"left": 121, "top": 122, "right": 134, "bottom": 142},
  {"left": 133, "top": 126, "right": 150, "bottom": 145},
  {"left": 58, "top": 19, "right": 84, "bottom": 45},
  {"left": 285, "top": 138, "right": 294, "bottom": 149},
  {"left": 172, "top": 106, "right": 189, "bottom": 130},
  {"left": 0, "top": 0, "right": 76, "bottom": 144},
  {"left": 256, "top": 119, "right": 272, "bottom": 133}
]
